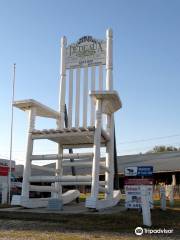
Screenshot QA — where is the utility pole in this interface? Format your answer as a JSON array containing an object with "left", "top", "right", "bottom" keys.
[{"left": 8, "top": 63, "right": 16, "bottom": 204}]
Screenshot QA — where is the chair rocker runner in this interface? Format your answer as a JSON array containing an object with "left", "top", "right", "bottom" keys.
[{"left": 12, "top": 29, "right": 122, "bottom": 210}]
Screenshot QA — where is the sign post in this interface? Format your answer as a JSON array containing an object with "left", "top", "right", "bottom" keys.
[
  {"left": 169, "top": 185, "right": 174, "bottom": 207},
  {"left": 160, "top": 186, "right": 166, "bottom": 210},
  {"left": 124, "top": 166, "right": 153, "bottom": 226},
  {"left": 141, "top": 186, "right": 152, "bottom": 227}
]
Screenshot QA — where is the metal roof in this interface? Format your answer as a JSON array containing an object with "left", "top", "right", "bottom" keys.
[{"left": 117, "top": 151, "right": 180, "bottom": 174}]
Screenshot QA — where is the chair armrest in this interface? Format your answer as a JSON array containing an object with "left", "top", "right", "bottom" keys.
[
  {"left": 13, "top": 99, "right": 60, "bottom": 119},
  {"left": 89, "top": 90, "right": 122, "bottom": 114}
]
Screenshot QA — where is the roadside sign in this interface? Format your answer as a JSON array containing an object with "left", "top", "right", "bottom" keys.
[
  {"left": 137, "top": 166, "right": 153, "bottom": 176},
  {"left": 125, "top": 185, "right": 153, "bottom": 209},
  {"left": 124, "top": 166, "right": 138, "bottom": 176},
  {"left": 125, "top": 166, "right": 153, "bottom": 177},
  {"left": 124, "top": 166, "right": 154, "bottom": 209},
  {"left": 124, "top": 178, "right": 153, "bottom": 185}
]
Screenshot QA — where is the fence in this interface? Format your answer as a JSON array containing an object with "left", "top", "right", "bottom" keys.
[{"left": 153, "top": 185, "right": 180, "bottom": 200}]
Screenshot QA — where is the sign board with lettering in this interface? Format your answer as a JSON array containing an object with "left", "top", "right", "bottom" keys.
[
  {"left": 125, "top": 185, "right": 153, "bottom": 209},
  {"left": 137, "top": 166, "right": 153, "bottom": 176},
  {"left": 125, "top": 166, "right": 153, "bottom": 177},
  {"left": 124, "top": 178, "right": 153, "bottom": 185},
  {"left": 66, "top": 36, "right": 106, "bottom": 69},
  {"left": 124, "top": 166, "right": 154, "bottom": 209}
]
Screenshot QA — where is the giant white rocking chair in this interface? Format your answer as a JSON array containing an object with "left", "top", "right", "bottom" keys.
[{"left": 12, "top": 29, "right": 122, "bottom": 210}]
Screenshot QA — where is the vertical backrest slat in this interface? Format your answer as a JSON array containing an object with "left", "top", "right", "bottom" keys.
[
  {"left": 68, "top": 69, "right": 73, "bottom": 128},
  {"left": 75, "top": 68, "right": 80, "bottom": 127},
  {"left": 83, "top": 66, "right": 88, "bottom": 127},
  {"left": 90, "top": 66, "right": 95, "bottom": 126},
  {"left": 98, "top": 65, "right": 103, "bottom": 91},
  {"left": 106, "top": 29, "right": 113, "bottom": 90},
  {"left": 64, "top": 33, "right": 107, "bottom": 128},
  {"left": 59, "top": 36, "right": 67, "bottom": 129}
]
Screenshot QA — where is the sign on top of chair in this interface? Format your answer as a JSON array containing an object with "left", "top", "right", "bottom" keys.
[{"left": 66, "top": 35, "right": 106, "bottom": 69}]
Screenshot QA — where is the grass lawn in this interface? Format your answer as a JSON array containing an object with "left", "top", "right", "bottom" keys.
[
  {"left": 0, "top": 199, "right": 179, "bottom": 239},
  {"left": 0, "top": 230, "right": 129, "bottom": 240}
]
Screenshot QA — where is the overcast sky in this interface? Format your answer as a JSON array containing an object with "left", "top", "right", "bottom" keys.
[{"left": 0, "top": 0, "right": 180, "bottom": 164}]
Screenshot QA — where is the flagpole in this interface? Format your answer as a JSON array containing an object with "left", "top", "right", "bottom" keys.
[{"left": 8, "top": 63, "right": 16, "bottom": 204}]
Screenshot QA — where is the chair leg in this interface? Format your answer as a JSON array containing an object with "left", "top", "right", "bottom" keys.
[
  {"left": 105, "top": 114, "right": 114, "bottom": 200},
  {"left": 55, "top": 144, "right": 63, "bottom": 199},
  {"left": 22, "top": 108, "right": 36, "bottom": 199},
  {"left": 90, "top": 99, "right": 102, "bottom": 200}
]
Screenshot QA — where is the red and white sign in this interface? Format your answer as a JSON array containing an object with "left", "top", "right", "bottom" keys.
[
  {"left": 124, "top": 178, "right": 153, "bottom": 185},
  {"left": 0, "top": 159, "right": 15, "bottom": 176}
]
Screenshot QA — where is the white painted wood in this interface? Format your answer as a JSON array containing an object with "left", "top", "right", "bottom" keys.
[
  {"left": 101, "top": 128, "right": 111, "bottom": 141},
  {"left": 30, "top": 184, "right": 92, "bottom": 192},
  {"left": 63, "top": 152, "right": 93, "bottom": 159},
  {"left": 172, "top": 174, "right": 176, "bottom": 186},
  {"left": 169, "top": 185, "right": 174, "bottom": 207},
  {"left": 63, "top": 143, "right": 106, "bottom": 149},
  {"left": 99, "top": 186, "right": 109, "bottom": 194},
  {"left": 106, "top": 28, "right": 113, "bottom": 91},
  {"left": 55, "top": 144, "right": 63, "bottom": 199},
  {"left": 100, "top": 164, "right": 110, "bottom": 173},
  {"left": 22, "top": 107, "right": 36, "bottom": 198},
  {"left": 83, "top": 66, "right": 88, "bottom": 127},
  {"left": 105, "top": 114, "right": 114, "bottom": 200},
  {"left": 30, "top": 182, "right": 105, "bottom": 188},
  {"left": 98, "top": 65, "right": 103, "bottom": 90},
  {"left": 90, "top": 66, "right": 95, "bottom": 126},
  {"left": 59, "top": 36, "right": 67, "bottom": 128},
  {"left": 160, "top": 186, "right": 166, "bottom": 210},
  {"left": 91, "top": 99, "right": 102, "bottom": 198},
  {"left": 68, "top": 69, "right": 73, "bottom": 127},
  {"left": 66, "top": 37, "right": 106, "bottom": 69},
  {"left": 141, "top": 186, "right": 152, "bottom": 226},
  {"left": 30, "top": 185, "right": 58, "bottom": 192},
  {"left": 90, "top": 91, "right": 122, "bottom": 114},
  {"left": 19, "top": 190, "right": 80, "bottom": 208},
  {"left": 31, "top": 152, "right": 93, "bottom": 160},
  {"left": 60, "top": 182, "right": 95, "bottom": 186},
  {"left": 31, "top": 164, "right": 55, "bottom": 173},
  {"left": 104, "top": 29, "right": 115, "bottom": 201},
  {"left": 15, "top": 29, "right": 122, "bottom": 210},
  {"left": 75, "top": 68, "right": 80, "bottom": 127},
  {"left": 86, "top": 190, "right": 121, "bottom": 209},
  {"left": 29, "top": 175, "right": 92, "bottom": 183},
  {"left": 13, "top": 99, "right": 59, "bottom": 119},
  {"left": 51, "top": 183, "right": 56, "bottom": 198}
]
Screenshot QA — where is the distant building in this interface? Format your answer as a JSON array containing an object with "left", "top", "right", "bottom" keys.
[
  {"left": 14, "top": 151, "right": 180, "bottom": 190},
  {"left": 0, "top": 158, "right": 15, "bottom": 204}
]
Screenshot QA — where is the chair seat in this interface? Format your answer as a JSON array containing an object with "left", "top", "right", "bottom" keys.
[{"left": 31, "top": 126, "right": 110, "bottom": 147}]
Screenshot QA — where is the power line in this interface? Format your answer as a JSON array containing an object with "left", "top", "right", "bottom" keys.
[
  {"left": 117, "top": 141, "right": 180, "bottom": 153},
  {"left": 118, "top": 134, "right": 180, "bottom": 145}
]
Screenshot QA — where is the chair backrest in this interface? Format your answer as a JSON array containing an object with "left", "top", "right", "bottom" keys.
[{"left": 58, "top": 29, "right": 113, "bottom": 129}]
